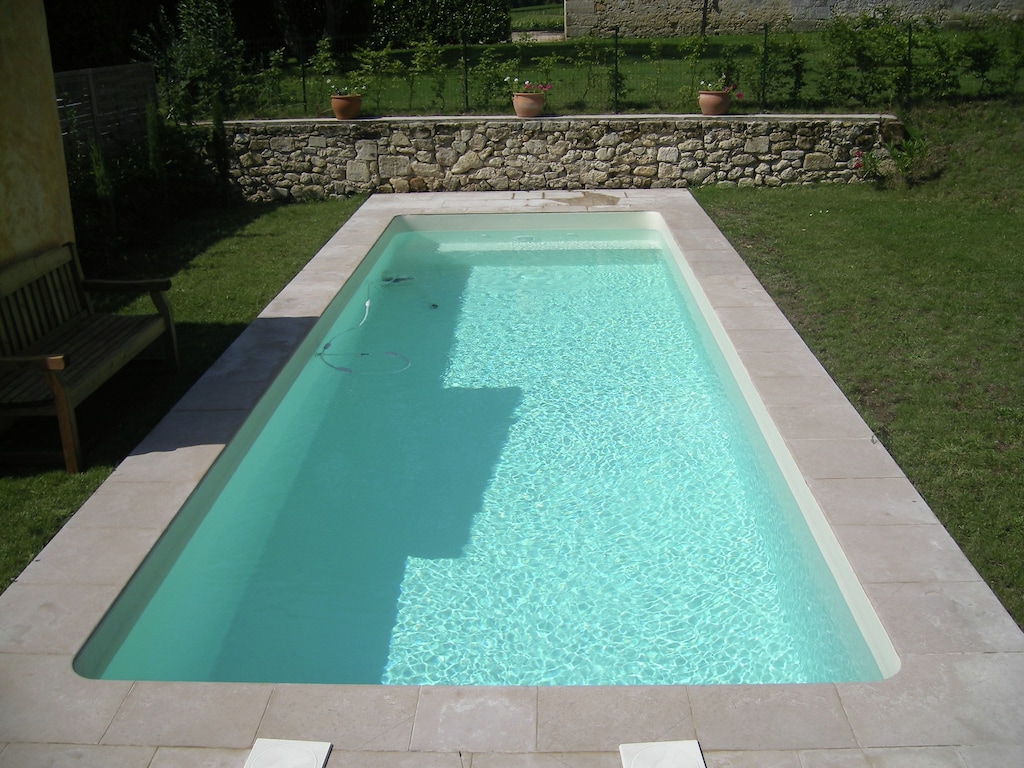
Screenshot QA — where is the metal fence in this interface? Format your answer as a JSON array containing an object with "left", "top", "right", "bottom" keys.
[{"left": 54, "top": 63, "right": 157, "bottom": 159}]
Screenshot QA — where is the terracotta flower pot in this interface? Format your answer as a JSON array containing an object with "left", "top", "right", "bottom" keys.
[
  {"left": 512, "top": 92, "right": 545, "bottom": 118},
  {"left": 331, "top": 94, "right": 362, "bottom": 120},
  {"left": 698, "top": 90, "right": 731, "bottom": 116}
]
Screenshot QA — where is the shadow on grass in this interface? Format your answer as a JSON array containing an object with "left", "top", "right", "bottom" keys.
[
  {"left": 0, "top": 198, "right": 316, "bottom": 474},
  {"left": 86, "top": 201, "right": 290, "bottom": 310}
]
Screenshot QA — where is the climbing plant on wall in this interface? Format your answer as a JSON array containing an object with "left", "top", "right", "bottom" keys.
[{"left": 372, "top": 0, "right": 510, "bottom": 47}]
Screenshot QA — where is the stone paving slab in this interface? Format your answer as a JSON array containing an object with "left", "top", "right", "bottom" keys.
[{"left": 1, "top": 190, "right": 1021, "bottom": 768}]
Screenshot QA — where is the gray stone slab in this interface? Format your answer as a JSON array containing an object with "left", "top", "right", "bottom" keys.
[
  {"left": 701, "top": 751, "right": 801, "bottom": 768},
  {"left": 862, "top": 746, "right": 975, "bottom": 767},
  {"left": 833, "top": 524, "right": 982, "bottom": 584},
  {"left": 113, "top": 442, "right": 225, "bottom": 484},
  {"left": 410, "top": 687, "right": 537, "bottom": 753},
  {"left": 791, "top": 749, "right": 871, "bottom": 767},
  {"left": 957, "top": 743, "right": 1024, "bottom": 768},
  {"left": 786, "top": 437, "right": 905, "bottom": 480},
  {"left": 688, "top": 684, "right": 857, "bottom": 751},
  {"left": 171, "top": 375, "right": 270, "bottom": 413},
  {"left": 748, "top": 373, "right": 850, "bottom": 408},
  {"left": 536, "top": 687, "right": 694, "bottom": 752},
  {"left": 474, "top": 753, "right": 621, "bottom": 768},
  {"left": 102, "top": 682, "right": 273, "bottom": 748},
  {"left": 713, "top": 305, "right": 797, "bottom": 331},
  {"left": 150, "top": 747, "right": 251, "bottom": 768},
  {"left": 695, "top": 273, "right": 779, "bottom": 307},
  {"left": 768, "top": 403, "right": 874, "bottom": 441},
  {"left": 805, "top": 477, "right": 936, "bottom": 526},
  {"left": 0, "top": 654, "right": 130, "bottom": 744},
  {"left": 724, "top": 328, "right": 808, "bottom": 354},
  {"left": 839, "top": 653, "right": 1024, "bottom": 747},
  {"left": 739, "top": 350, "right": 833, "bottom": 379},
  {"left": 0, "top": 743, "right": 156, "bottom": 768},
  {"left": 258, "top": 685, "right": 419, "bottom": 751},
  {"left": 0, "top": 583, "right": 119, "bottom": 654},
  {"left": 63, "top": 478, "right": 194, "bottom": 531},
  {"left": 13, "top": 526, "right": 159, "bottom": 586},
  {"left": 324, "top": 752, "right": 463, "bottom": 768},
  {"left": 864, "top": 581, "right": 1024, "bottom": 655}
]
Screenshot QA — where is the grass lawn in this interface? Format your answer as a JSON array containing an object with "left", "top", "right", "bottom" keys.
[
  {"left": 1, "top": 100, "right": 1021, "bottom": 634},
  {"left": 694, "top": 99, "right": 1024, "bottom": 626}
]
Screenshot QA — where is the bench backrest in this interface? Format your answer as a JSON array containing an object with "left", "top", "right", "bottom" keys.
[{"left": 0, "top": 243, "right": 89, "bottom": 356}]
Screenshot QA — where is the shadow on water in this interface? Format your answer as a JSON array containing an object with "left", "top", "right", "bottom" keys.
[
  {"left": 210, "top": 248, "right": 523, "bottom": 683},
  {"left": 79, "top": 238, "right": 523, "bottom": 683}
]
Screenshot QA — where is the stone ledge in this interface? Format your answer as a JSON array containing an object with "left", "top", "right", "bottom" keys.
[{"left": 224, "top": 114, "right": 902, "bottom": 201}]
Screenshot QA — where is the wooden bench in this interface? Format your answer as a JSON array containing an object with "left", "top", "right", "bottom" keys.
[{"left": 0, "top": 242, "right": 179, "bottom": 472}]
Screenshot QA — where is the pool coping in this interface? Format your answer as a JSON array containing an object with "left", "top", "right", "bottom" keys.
[{"left": 1, "top": 190, "right": 1022, "bottom": 768}]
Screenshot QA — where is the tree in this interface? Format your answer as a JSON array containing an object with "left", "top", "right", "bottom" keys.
[{"left": 136, "top": 0, "right": 245, "bottom": 123}]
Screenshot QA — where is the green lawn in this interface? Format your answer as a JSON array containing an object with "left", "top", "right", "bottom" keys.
[
  {"left": 1, "top": 100, "right": 1021, "bottom": 634},
  {"left": 693, "top": 99, "right": 1024, "bottom": 626},
  {"left": 511, "top": 3, "right": 564, "bottom": 33}
]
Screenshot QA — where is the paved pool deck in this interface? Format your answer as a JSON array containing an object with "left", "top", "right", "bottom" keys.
[{"left": 1, "top": 190, "right": 1022, "bottom": 768}]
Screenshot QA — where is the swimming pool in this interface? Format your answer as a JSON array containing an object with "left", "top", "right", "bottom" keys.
[{"left": 75, "top": 211, "right": 897, "bottom": 685}]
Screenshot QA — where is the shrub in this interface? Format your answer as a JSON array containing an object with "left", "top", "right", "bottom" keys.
[{"left": 135, "top": 0, "right": 246, "bottom": 124}]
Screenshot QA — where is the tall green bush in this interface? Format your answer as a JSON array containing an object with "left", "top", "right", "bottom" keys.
[
  {"left": 822, "top": 10, "right": 907, "bottom": 107},
  {"left": 135, "top": 0, "right": 246, "bottom": 123}
]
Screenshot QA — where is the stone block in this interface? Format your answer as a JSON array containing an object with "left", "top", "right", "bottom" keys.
[
  {"left": 803, "top": 152, "right": 835, "bottom": 170},
  {"left": 658, "top": 163, "right": 682, "bottom": 179},
  {"left": 657, "top": 146, "right": 679, "bottom": 162},
  {"left": 379, "top": 155, "right": 411, "bottom": 177},
  {"left": 355, "top": 140, "right": 377, "bottom": 160},
  {"left": 744, "top": 136, "right": 770, "bottom": 153},
  {"left": 451, "top": 151, "right": 484, "bottom": 174},
  {"left": 345, "top": 160, "right": 371, "bottom": 182},
  {"left": 410, "top": 161, "right": 442, "bottom": 177}
]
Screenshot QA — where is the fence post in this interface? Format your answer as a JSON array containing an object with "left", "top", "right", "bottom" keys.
[
  {"left": 461, "top": 35, "right": 470, "bottom": 113},
  {"left": 613, "top": 26, "right": 620, "bottom": 113},
  {"left": 760, "top": 23, "right": 769, "bottom": 108},
  {"left": 901, "top": 22, "right": 913, "bottom": 107},
  {"left": 301, "top": 63, "right": 308, "bottom": 114}
]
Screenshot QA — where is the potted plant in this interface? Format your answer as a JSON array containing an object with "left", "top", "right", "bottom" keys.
[
  {"left": 505, "top": 77, "right": 552, "bottom": 118},
  {"left": 698, "top": 75, "right": 742, "bottom": 116},
  {"left": 328, "top": 79, "right": 365, "bottom": 119}
]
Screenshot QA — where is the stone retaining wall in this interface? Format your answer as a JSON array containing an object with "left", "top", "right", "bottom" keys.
[{"left": 224, "top": 115, "right": 902, "bottom": 202}]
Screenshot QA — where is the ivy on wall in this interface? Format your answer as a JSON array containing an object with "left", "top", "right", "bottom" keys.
[{"left": 372, "top": 0, "right": 511, "bottom": 46}]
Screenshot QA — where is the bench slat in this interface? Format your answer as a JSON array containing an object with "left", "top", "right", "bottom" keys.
[
  {"left": 0, "top": 241, "right": 178, "bottom": 471},
  {"left": 0, "top": 245, "right": 75, "bottom": 298},
  {"left": 0, "top": 314, "right": 166, "bottom": 407}
]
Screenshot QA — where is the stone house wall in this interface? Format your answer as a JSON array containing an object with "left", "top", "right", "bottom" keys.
[
  {"left": 224, "top": 115, "right": 901, "bottom": 202},
  {"left": 564, "top": 0, "right": 1024, "bottom": 37}
]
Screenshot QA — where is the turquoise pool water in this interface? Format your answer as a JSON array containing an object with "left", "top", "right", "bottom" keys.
[{"left": 75, "top": 214, "right": 887, "bottom": 685}]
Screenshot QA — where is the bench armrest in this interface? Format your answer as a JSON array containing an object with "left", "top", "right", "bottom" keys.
[
  {"left": 0, "top": 354, "right": 67, "bottom": 372},
  {"left": 81, "top": 278, "right": 173, "bottom": 293}
]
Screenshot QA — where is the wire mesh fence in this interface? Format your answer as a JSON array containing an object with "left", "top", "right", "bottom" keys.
[{"left": 172, "top": 17, "right": 1024, "bottom": 119}]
